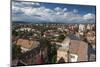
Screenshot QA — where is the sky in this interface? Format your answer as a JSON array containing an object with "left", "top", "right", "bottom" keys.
[{"left": 12, "top": 1, "right": 96, "bottom": 23}]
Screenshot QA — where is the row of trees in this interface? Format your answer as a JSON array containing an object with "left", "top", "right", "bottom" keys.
[{"left": 39, "top": 38, "right": 57, "bottom": 63}]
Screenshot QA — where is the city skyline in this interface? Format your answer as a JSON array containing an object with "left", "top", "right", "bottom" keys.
[{"left": 12, "top": 1, "right": 96, "bottom": 23}]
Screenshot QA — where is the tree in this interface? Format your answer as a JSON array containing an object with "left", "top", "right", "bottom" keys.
[
  {"left": 12, "top": 44, "right": 22, "bottom": 59},
  {"left": 58, "top": 34, "right": 65, "bottom": 41},
  {"left": 39, "top": 38, "right": 57, "bottom": 63},
  {"left": 47, "top": 43, "right": 57, "bottom": 63}
]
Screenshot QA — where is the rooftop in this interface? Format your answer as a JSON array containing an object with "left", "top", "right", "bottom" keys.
[{"left": 16, "top": 39, "right": 39, "bottom": 49}]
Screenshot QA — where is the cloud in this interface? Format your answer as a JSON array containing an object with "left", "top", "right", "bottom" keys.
[
  {"left": 54, "top": 7, "right": 67, "bottom": 12},
  {"left": 63, "top": 8, "right": 67, "bottom": 12},
  {"left": 83, "top": 13, "right": 95, "bottom": 20},
  {"left": 73, "top": 9, "right": 78, "bottom": 13},
  {"left": 12, "top": 1, "right": 40, "bottom": 8},
  {"left": 12, "top": 1, "right": 95, "bottom": 23},
  {"left": 54, "top": 7, "right": 61, "bottom": 11}
]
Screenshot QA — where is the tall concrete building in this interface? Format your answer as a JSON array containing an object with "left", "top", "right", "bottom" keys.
[
  {"left": 57, "top": 37, "right": 71, "bottom": 63},
  {"left": 56, "top": 36, "right": 88, "bottom": 63}
]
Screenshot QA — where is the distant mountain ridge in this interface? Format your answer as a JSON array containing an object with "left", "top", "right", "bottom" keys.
[{"left": 12, "top": 21, "right": 95, "bottom": 24}]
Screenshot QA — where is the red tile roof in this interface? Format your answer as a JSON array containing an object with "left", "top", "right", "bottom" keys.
[{"left": 16, "top": 39, "right": 39, "bottom": 49}]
